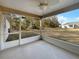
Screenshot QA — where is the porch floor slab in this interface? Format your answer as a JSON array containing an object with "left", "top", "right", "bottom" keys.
[{"left": 0, "top": 40, "right": 79, "bottom": 59}]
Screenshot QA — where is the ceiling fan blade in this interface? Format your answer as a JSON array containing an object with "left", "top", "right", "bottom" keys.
[
  {"left": 59, "top": 0, "right": 64, "bottom": 3},
  {"left": 36, "top": 0, "right": 48, "bottom": 3}
]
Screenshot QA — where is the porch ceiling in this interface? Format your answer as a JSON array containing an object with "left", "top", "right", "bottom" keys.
[{"left": 0, "top": 0, "right": 79, "bottom": 18}]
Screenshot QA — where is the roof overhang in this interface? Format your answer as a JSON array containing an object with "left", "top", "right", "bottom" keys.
[
  {"left": 43, "top": 2, "right": 79, "bottom": 18},
  {"left": 0, "top": 0, "right": 79, "bottom": 18},
  {"left": 0, "top": 5, "right": 41, "bottom": 18}
]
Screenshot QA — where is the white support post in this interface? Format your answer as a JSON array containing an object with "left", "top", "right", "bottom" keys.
[
  {"left": 40, "top": 19, "right": 42, "bottom": 36},
  {"left": 73, "top": 24, "right": 75, "bottom": 28},
  {"left": 19, "top": 18, "right": 21, "bottom": 45}
]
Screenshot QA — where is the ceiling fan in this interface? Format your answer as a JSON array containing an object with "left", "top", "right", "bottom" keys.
[
  {"left": 38, "top": 0, "right": 64, "bottom": 10},
  {"left": 39, "top": 0, "right": 48, "bottom": 10}
]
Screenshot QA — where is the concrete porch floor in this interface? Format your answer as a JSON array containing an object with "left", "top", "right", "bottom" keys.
[{"left": 0, "top": 40, "right": 79, "bottom": 59}]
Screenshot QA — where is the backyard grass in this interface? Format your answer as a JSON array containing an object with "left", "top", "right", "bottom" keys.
[
  {"left": 6, "top": 28, "right": 79, "bottom": 45},
  {"left": 42, "top": 28, "right": 79, "bottom": 45},
  {"left": 6, "top": 32, "right": 39, "bottom": 42}
]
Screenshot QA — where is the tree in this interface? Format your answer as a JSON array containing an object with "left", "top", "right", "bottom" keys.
[
  {"left": 21, "top": 16, "right": 30, "bottom": 30},
  {"left": 32, "top": 19, "right": 40, "bottom": 29},
  {"left": 43, "top": 16, "right": 60, "bottom": 28}
]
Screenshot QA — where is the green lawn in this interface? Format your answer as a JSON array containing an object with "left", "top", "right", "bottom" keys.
[{"left": 6, "top": 32, "right": 39, "bottom": 42}]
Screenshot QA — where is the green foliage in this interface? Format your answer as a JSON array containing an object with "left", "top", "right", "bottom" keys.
[
  {"left": 32, "top": 20, "right": 40, "bottom": 29},
  {"left": 21, "top": 17, "right": 30, "bottom": 30},
  {"left": 43, "top": 16, "right": 60, "bottom": 28},
  {"left": 7, "top": 17, "right": 20, "bottom": 32},
  {"left": 8, "top": 14, "right": 60, "bottom": 31}
]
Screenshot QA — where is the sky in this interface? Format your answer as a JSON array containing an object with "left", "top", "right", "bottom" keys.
[{"left": 57, "top": 9, "right": 79, "bottom": 24}]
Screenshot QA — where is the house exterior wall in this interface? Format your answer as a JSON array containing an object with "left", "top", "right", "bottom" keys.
[{"left": 60, "top": 24, "right": 75, "bottom": 29}]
